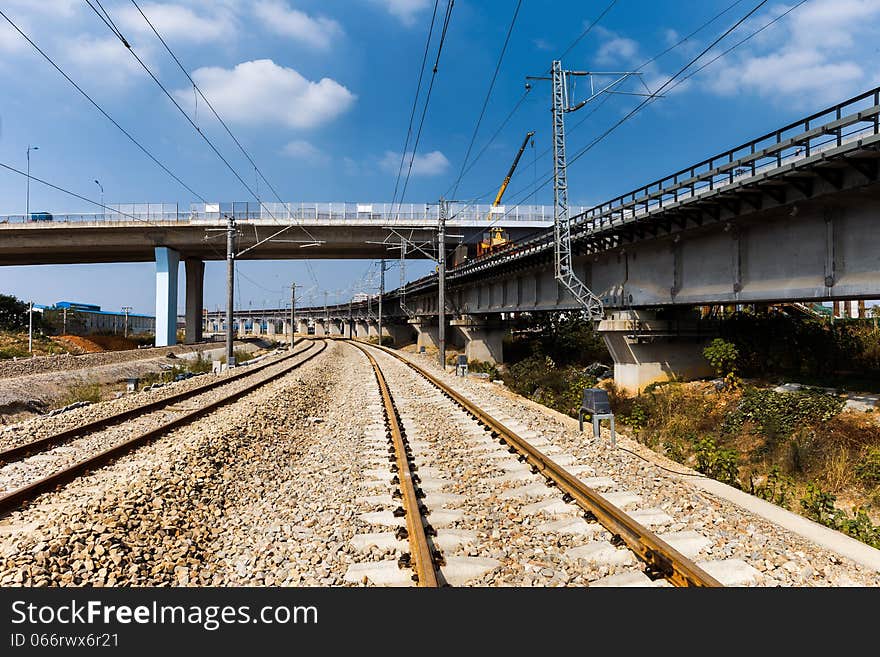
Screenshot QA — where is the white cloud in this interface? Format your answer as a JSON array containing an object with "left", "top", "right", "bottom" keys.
[
  {"left": 379, "top": 150, "right": 449, "bottom": 176},
  {"left": 115, "top": 3, "right": 236, "bottom": 44},
  {"left": 533, "top": 38, "right": 553, "bottom": 52},
  {"left": 596, "top": 37, "right": 639, "bottom": 65},
  {"left": 4, "top": 0, "right": 79, "bottom": 18},
  {"left": 703, "top": 0, "right": 880, "bottom": 106},
  {"left": 175, "top": 59, "right": 356, "bottom": 129},
  {"left": 282, "top": 139, "right": 329, "bottom": 163},
  {"left": 62, "top": 35, "right": 151, "bottom": 90},
  {"left": 593, "top": 27, "right": 680, "bottom": 97},
  {"left": 370, "top": 0, "right": 431, "bottom": 26},
  {"left": 254, "top": 1, "right": 343, "bottom": 50}
]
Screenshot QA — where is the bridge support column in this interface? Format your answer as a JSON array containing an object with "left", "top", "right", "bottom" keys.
[
  {"left": 252, "top": 320, "right": 262, "bottom": 336},
  {"left": 154, "top": 247, "right": 180, "bottom": 347},
  {"left": 184, "top": 259, "right": 204, "bottom": 345},
  {"left": 237, "top": 318, "right": 247, "bottom": 338},
  {"left": 409, "top": 318, "right": 439, "bottom": 352},
  {"left": 452, "top": 315, "right": 504, "bottom": 364},
  {"left": 314, "top": 319, "right": 327, "bottom": 337},
  {"left": 366, "top": 320, "right": 380, "bottom": 338},
  {"left": 266, "top": 320, "right": 276, "bottom": 336},
  {"left": 355, "top": 320, "right": 369, "bottom": 339},
  {"left": 597, "top": 310, "right": 715, "bottom": 395},
  {"left": 297, "top": 319, "right": 310, "bottom": 335},
  {"left": 328, "top": 320, "right": 342, "bottom": 336},
  {"left": 342, "top": 320, "right": 353, "bottom": 338}
]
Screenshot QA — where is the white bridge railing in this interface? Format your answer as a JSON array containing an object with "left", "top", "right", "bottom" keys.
[{"left": 0, "top": 202, "right": 566, "bottom": 226}]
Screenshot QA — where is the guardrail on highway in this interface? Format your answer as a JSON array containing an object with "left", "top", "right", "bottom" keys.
[{"left": 0, "top": 202, "right": 566, "bottom": 226}]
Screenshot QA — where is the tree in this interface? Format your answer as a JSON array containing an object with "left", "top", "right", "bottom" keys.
[
  {"left": 0, "top": 294, "right": 29, "bottom": 331},
  {"left": 703, "top": 338, "right": 739, "bottom": 390}
]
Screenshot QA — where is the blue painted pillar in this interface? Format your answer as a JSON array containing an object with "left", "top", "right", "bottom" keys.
[{"left": 155, "top": 247, "right": 180, "bottom": 347}]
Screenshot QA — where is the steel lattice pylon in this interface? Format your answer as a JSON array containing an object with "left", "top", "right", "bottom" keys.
[{"left": 551, "top": 60, "right": 604, "bottom": 319}]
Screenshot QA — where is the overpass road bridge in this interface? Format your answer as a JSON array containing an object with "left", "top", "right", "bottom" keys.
[
  {"left": 5, "top": 88, "right": 880, "bottom": 393},
  {"left": 0, "top": 202, "right": 556, "bottom": 264}
]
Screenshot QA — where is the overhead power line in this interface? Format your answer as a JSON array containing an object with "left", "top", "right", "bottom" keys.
[
  {"left": 466, "top": 0, "right": 751, "bottom": 209},
  {"left": 396, "top": 0, "right": 455, "bottom": 214},
  {"left": 0, "top": 9, "right": 207, "bottom": 203},
  {"left": 558, "top": 0, "right": 619, "bottom": 61},
  {"left": 463, "top": 0, "right": 777, "bottom": 240},
  {"left": 449, "top": 0, "right": 523, "bottom": 199},
  {"left": 0, "top": 161, "right": 159, "bottom": 227},
  {"left": 86, "top": 1, "right": 322, "bottom": 249},
  {"left": 124, "top": 0, "right": 321, "bottom": 287},
  {"left": 444, "top": 85, "right": 532, "bottom": 199},
  {"left": 128, "top": 0, "right": 287, "bottom": 211},
  {"left": 391, "top": 0, "right": 442, "bottom": 211}
]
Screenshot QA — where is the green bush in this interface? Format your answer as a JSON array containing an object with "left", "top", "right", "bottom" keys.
[
  {"left": 749, "top": 466, "right": 794, "bottom": 508},
  {"left": 0, "top": 346, "right": 29, "bottom": 359},
  {"left": 800, "top": 483, "right": 880, "bottom": 548},
  {"left": 187, "top": 353, "right": 212, "bottom": 374},
  {"left": 60, "top": 381, "right": 103, "bottom": 406},
  {"left": 855, "top": 448, "right": 880, "bottom": 486},
  {"left": 723, "top": 388, "right": 844, "bottom": 439},
  {"left": 694, "top": 436, "right": 740, "bottom": 486},
  {"left": 703, "top": 338, "right": 739, "bottom": 380},
  {"left": 468, "top": 360, "right": 499, "bottom": 380}
]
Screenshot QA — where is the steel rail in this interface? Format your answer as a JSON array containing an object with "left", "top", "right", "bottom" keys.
[
  {"left": 354, "top": 340, "right": 722, "bottom": 588},
  {"left": 0, "top": 339, "right": 309, "bottom": 464},
  {"left": 0, "top": 340, "right": 328, "bottom": 518},
  {"left": 349, "top": 341, "right": 439, "bottom": 587}
]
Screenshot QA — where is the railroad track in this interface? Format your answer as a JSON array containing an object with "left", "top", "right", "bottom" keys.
[
  {"left": 0, "top": 339, "right": 328, "bottom": 517},
  {"left": 347, "top": 339, "right": 722, "bottom": 588},
  {"left": 349, "top": 341, "right": 439, "bottom": 587},
  {"left": 0, "top": 339, "right": 312, "bottom": 464}
]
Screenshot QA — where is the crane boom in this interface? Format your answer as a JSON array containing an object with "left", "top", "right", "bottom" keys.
[{"left": 491, "top": 130, "right": 535, "bottom": 207}]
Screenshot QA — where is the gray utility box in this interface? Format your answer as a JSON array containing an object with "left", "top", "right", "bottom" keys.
[
  {"left": 579, "top": 388, "right": 616, "bottom": 446},
  {"left": 455, "top": 354, "right": 468, "bottom": 377}
]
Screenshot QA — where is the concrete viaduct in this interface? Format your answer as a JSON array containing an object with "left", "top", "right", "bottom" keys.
[{"left": 3, "top": 87, "right": 879, "bottom": 392}]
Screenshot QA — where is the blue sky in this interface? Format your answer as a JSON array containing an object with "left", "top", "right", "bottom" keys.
[{"left": 1, "top": 0, "right": 878, "bottom": 315}]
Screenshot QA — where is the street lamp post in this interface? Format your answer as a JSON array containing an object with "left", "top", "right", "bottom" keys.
[
  {"left": 122, "top": 306, "right": 132, "bottom": 338},
  {"left": 26, "top": 146, "right": 38, "bottom": 218},
  {"left": 28, "top": 301, "right": 34, "bottom": 354},
  {"left": 94, "top": 180, "right": 104, "bottom": 220}
]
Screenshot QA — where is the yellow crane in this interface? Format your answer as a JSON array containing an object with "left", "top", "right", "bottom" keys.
[{"left": 478, "top": 130, "right": 535, "bottom": 257}]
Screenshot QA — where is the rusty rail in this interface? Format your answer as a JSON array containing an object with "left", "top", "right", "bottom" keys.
[
  {"left": 0, "top": 340, "right": 311, "bottom": 465},
  {"left": 354, "top": 340, "right": 722, "bottom": 588},
  {"left": 349, "top": 341, "right": 439, "bottom": 587},
  {"left": 0, "top": 340, "right": 328, "bottom": 517}
]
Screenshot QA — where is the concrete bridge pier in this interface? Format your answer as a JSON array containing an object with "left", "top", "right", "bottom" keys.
[
  {"left": 597, "top": 310, "right": 715, "bottom": 395},
  {"left": 297, "top": 319, "right": 310, "bottom": 335},
  {"left": 328, "top": 320, "right": 343, "bottom": 336},
  {"left": 184, "top": 258, "right": 204, "bottom": 345},
  {"left": 409, "top": 318, "right": 439, "bottom": 351},
  {"left": 385, "top": 323, "right": 414, "bottom": 346},
  {"left": 355, "top": 320, "right": 370, "bottom": 339},
  {"left": 452, "top": 315, "right": 504, "bottom": 364},
  {"left": 237, "top": 319, "right": 247, "bottom": 338},
  {"left": 252, "top": 320, "right": 262, "bottom": 336},
  {"left": 266, "top": 320, "right": 276, "bottom": 337},
  {"left": 342, "top": 320, "right": 353, "bottom": 338},
  {"left": 154, "top": 247, "right": 180, "bottom": 347},
  {"left": 314, "top": 319, "right": 327, "bottom": 337},
  {"left": 366, "top": 320, "right": 380, "bottom": 339}
]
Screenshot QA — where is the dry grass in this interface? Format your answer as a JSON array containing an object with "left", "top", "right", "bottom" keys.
[{"left": 617, "top": 382, "right": 880, "bottom": 520}]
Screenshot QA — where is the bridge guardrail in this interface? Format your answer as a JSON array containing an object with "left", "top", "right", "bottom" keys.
[
  {"left": 572, "top": 86, "right": 880, "bottom": 231},
  {"left": 0, "top": 202, "right": 566, "bottom": 226}
]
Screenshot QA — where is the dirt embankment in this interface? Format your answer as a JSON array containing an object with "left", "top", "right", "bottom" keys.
[{"left": 0, "top": 342, "right": 266, "bottom": 424}]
